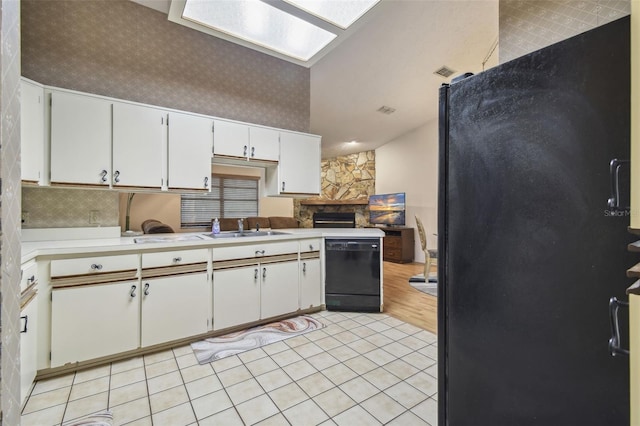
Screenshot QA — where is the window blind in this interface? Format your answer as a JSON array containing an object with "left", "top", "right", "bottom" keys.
[{"left": 181, "top": 175, "right": 259, "bottom": 228}]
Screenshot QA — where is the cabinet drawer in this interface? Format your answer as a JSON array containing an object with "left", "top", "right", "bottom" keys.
[
  {"left": 384, "top": 237, "right": 402, "bottom": 249},
  {"left": 213, "top": 241, "right": 299, "bottom": 261},
  {"left": 142, "top": 249, "right": 209, "bottom": 268},
  {"left": 51, "top": 254, "right": 139, "bottom": 277},
  {"left": 384, "top": 249, "right": 401, "bottom": 261},
  {"left": 21, "top": 261, "right": 38, "bottom": 293},
  {"left": 300, "top": 238, "right": 322, "bottom": 253}
]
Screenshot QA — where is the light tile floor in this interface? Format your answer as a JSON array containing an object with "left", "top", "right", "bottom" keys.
[{"left": 21, "top": 311, "right": 438, "bottom": 426}]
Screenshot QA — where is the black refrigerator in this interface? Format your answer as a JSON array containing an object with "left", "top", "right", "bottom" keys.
[{"left": 438, "top": 16, "right": 634, "bottom": 425}]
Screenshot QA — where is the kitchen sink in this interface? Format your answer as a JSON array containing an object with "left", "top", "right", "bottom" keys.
[{"left": 204, "top": 231, "right": 290, "bottom": 239}]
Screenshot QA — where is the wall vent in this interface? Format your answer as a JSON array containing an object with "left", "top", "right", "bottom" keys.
[
  {"left": 377, "top": 105, "right": 396, "bottom": 115},
  {"left": 434, "top": 66, "right": 455, "bottom": 78}
]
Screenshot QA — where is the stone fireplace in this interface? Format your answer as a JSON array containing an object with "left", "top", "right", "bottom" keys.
[{"left": 295, "top": 150, "right": 375, "bottom": 228}]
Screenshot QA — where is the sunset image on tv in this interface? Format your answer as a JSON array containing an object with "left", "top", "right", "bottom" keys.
[{"left": 369, "top": 193, "right": 406, "bottom": 226}]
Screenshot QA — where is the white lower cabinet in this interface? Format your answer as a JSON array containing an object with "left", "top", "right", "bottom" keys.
[
  {"left": 51, "top": 281, "right": 140, "bottom": 367},
  {"left": 300, "top": 258, "right": 322, "bottom": 310},
  {"left": 260, "top": 261, "right": 299, "bottom": 319},
  {"left": 20, "top": 295, "right": 38, "bottom": 404},
  {"left": 213, "top": 266, "right": 261, "bottom": 330},
  {"left": 141, "top": 272, "right": 209, "bottom": 347}
]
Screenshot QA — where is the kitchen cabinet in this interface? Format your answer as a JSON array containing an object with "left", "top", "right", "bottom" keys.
[
  {"left": 213, "top": 120, "right": 279, "bottom": 163},
  {"left": 141, "top": 273, "right": 209, "bottom": 347},
  {"left": 167, "top": 111, "right": 213, "bottom": 190},
  {"left": 20, "top": 259, "right": 39, "bottom": 406},
  {"left": 50, "top": 90, "right": 112, "bottom": 186},
  {"left": 112, "top": 102, "right": 165, "bottom": 189},
  {"left": 141, "top": 248, "right": 210, "bottom": 346},
  {"left": 299, "top": 238, "right": 322, "bottom": 309},
  {"left": 51, "top": 280, "right": 140, "bottom": 367},
  {"left": 300, "top": 258, "right": 322, "bottom": 310},
  {"left": 265, "top": 132, "right": 321, "bottom": 196},
  {"left": 20, "top": 294, "right": 38, "bottom": 405},
  {"left": 20, "top": 79, "right": 45, "bottom": 184},
  {"left": 213, "top": 265, "right": 261, "bottom": 330},
  {"left": 260, "top": 261, "right": 299, "bottom": 319}
]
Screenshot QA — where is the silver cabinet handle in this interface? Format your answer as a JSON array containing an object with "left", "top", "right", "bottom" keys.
[
  {"left": 130, "top": 285, "right": 137, "bottom": 298},
  {"left": 91, "top": 263, "right": 103, "bottom": 271},
  {"left": 309, "top": 244, "right": 314, "bottom": 251},
  {"left": 173, "top": 257, "right": 182, "bottom": 263},
  {"left": 114, "top": 170, "right": 121, "bottom": 183},
  {"left": 609, "top": 297, "right": 629, "bottom": 356},
  {"left": 100, "top": 169, "right": 108, "bottom": 183},
  {"left": 251, "top": 146, "right": 255, "bottom": 157},
  {"left": 144, "top": 283, "right": 150, "bottom": 296},
  {"left": 607, "top": 159, "right": 630, "bottom": 212},
  {"left": 262, "top": 267, "right": 267, "bottom": 279},
  {"left": 27, "top": 275, "right": 36, "bottom": 284},
  {"left": 243, "top": 145, "right": 248, "bottom": 156},
  {"left": 255, "top": 250, "right": 265, "bottom": 256},
  {"left": 20, "top": 315, "right": 28, "bottom": 333},
  {"left": 254, "top": 268, "right": 259, "bottom": 280},
  {"left": 302, "top": 262, "right": 306, "bottom": 273},
  {"left": 204, "top": 176, "right": 209, "bottom": 189},
  {"left": 282, "top": 182, "right": 285, "bottom": 191}
]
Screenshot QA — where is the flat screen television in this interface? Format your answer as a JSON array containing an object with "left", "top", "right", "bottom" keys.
[{"left": 369, "top": 192, "right": 406, "bottom": 226}]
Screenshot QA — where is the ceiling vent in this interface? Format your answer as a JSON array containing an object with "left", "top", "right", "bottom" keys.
[
  {"left": 434, "top": 66, "right": 455, "bottom": 78},
  {"left": 377, "top": 106, "right": 396, "bottom": 115}
]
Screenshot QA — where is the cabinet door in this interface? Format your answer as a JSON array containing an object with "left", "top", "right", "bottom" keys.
[
  {"left": 141, "top": 273, "right": 209, "bottom": 347},
  {"left": 213, "top": 266, "right": 260, "bottom": 330},
  {"left": 168, "top": 112, "right": 213, "bottom": 190},
  {"left": 300, "top": 258, "right": 322, "bottom": 310},
  {"left": 20, "top": 296, "right": 38, "bottom": 405},
  {"left": 260, "top": 261, "right": 299, "bottom": 319},
  {"left": 20, "top": 80, "right": 44, "bottom": 183},
  {"left": 51, "top": 281, "right": 140, "bottom": 367},
  {"left": 50, "top": 91, "right": 112, "bottom": 186},
  {"left": 278, "top": 132, "right": 321, "bottom": 195},
  {"left": 113, "top": 102, "right": 165, "bottom": 188},
  {"left": 213, "top": 120, "right": 249, "bottom": 160},
  {"left": 249, "top": 127, "right": 279, "bottom": 162}
]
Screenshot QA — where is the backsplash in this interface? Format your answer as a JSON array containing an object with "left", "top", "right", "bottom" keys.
[
  {"left": 22, "top": 187, "right": 119, "bottom": 229},
  {"left": 499, "top": 0, "right": 630, "bottom": 63},
  {"left": 295, "top": 151, "right": 376, "bottom": 228}
]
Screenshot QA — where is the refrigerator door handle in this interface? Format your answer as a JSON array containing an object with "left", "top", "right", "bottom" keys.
[
  {"left": 608, "top": 297, "right": 629, "bottom": 356},
  {"left": 607, "top": 159, "right": 630, "bottom": 211}
]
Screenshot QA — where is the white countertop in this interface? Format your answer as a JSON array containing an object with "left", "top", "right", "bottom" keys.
[{"left": 21, "top": 227, "right": 385, "bottom": 263}]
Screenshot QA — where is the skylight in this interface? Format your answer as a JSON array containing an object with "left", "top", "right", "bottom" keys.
[
  {"left": 172, "top": 0, "right": 382, "bottom": 66},
  {"left": 284, "top": 0, "right": 380, "bottom": 29}
]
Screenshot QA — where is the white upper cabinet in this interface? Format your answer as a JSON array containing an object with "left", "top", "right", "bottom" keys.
[
  {"left": 113, "top": 102, "right": 166, "bottom": 189},
  {"left": 248, "top": 127, "right": 279, "bottom": 162},
  {"left": 168, "top": 112, "right": 213, "bottom": 190},
  {"left": 20, "top": 79, "right": 44, "bottom": 184},
  {"left": 266, "top": 132, "right": 321, "bottom": 196},
  {"left": 213, "top": 120, "right": 249, "bottom": 160},
  {"left": 50, "top": 91, "right": 112, "bottom": 186},
  {"left": 213, "top": 120, "right": 280, "bottom": 163}
]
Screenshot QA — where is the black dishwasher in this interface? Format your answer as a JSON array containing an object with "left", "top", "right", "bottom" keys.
[{"left": 325, "top": 238, "right": 381, "bottom": 312}]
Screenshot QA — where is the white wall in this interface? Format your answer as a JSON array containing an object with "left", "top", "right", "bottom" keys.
[{"left": 375, "top": 119, "right": 439, "bottom": 263}]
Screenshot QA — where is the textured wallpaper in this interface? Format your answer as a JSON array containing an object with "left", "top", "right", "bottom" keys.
[
  {"left": 22, "top": 187, "right": 120, "bottom": 229},
  {"left": 499, "top": 0, "right": 630, "bottom": 63},
  {"left": 1, "top": 0, "right": 23, "bottom": 421}
]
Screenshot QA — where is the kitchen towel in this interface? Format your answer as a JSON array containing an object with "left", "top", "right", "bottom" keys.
[{"left": 191, "top": 315, "right": 324, "bottom": 364}]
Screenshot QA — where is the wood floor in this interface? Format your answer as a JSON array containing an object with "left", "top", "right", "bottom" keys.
[{"left": 383, "top": 261, "right": 437, "bottom": 334}]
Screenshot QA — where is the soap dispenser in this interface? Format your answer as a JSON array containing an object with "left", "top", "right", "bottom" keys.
[{"left": 212, "top": 218, "right": 220, "bottom": 234}]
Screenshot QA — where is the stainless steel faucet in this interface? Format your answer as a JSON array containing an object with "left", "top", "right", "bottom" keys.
[{"left": 238, "top": 219, "right": 244, "bottom": 233}]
